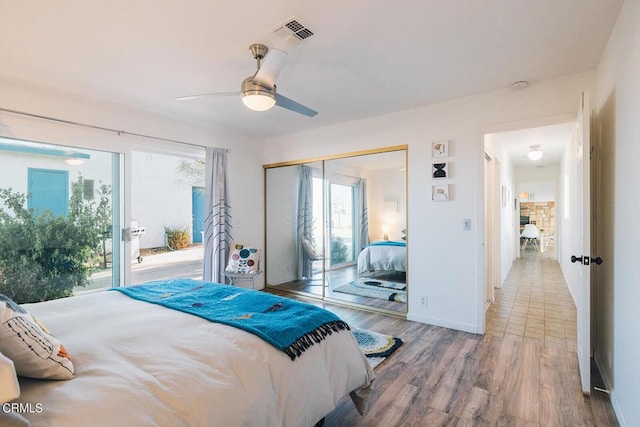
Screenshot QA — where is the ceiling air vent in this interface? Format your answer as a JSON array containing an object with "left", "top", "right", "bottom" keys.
[{"left": 272, "top": 17, "right": 315, "bottom": 42}]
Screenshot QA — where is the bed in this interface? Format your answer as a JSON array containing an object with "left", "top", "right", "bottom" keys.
[
  {"left": 357, "top": 241, "right": 406, "bottom": 275},
  {"left": 1, "top": 280, "right": 375, "bottom": 427}
]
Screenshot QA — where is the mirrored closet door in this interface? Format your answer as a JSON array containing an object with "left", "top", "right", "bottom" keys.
[
  {"left": 265, "top": 161, "right": 325, "bottom": 299},
  {"left": 265, "top": 147, "right": 407, "bottom": 315}
]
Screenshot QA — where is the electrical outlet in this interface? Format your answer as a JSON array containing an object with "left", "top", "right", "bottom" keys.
[
  {"left": 420, "top": 296, "right": 428, "bottom": 308},
  {"left": 463, "top": 219, "right": 471, "bottom": 230}
]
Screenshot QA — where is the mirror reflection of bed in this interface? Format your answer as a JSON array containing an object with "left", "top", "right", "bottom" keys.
[{"left": 265, "top": 147, "right": 407, "bottom": 315}]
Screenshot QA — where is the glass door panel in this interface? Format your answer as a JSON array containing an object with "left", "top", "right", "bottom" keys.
[
  {"left": 130, "top": 150, "right": 205, "bottom": 284},
  {"left": 0, "top": 137, "right": 121, "bottom": 302}
]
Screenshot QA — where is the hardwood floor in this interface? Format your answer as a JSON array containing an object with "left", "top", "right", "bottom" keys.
[{"left": 291, "top": 253, "right": 619, "bottom": 426}]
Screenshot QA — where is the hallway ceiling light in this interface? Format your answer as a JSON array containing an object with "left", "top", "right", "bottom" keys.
[{"left": 528, "top": 146, "right": 543, "bottom": 161}]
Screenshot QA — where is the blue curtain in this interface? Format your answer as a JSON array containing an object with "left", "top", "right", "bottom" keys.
[
  {"left": 297, "top": 165, "right": 313, "bottom": 279},
  {"left": 203, "top": 148, "right": 233, "bottom": 284}
]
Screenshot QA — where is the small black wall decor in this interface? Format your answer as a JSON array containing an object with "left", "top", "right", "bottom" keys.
[{"left": 432, "top": 162, "right": 448, "bottom": 179}]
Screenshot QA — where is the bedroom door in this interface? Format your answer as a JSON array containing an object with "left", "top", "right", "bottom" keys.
[{"left": 570, "top": 91, "right": 592, "bottom": 395}]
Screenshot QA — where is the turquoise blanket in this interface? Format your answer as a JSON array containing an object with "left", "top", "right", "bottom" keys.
[
  {"left": 112, "top": 279, "right": 349, "bottom": 361},
  {"left": 369, "top": 241, "right": 406, "bottom": 247}
]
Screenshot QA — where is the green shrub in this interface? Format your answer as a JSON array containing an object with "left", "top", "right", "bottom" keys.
[
  {"left": 165, "top": 226, "right": 190, "bottom": 250},
  {"left": 0, "top": 176, "right": 111, "bottom": 303},
  {"left": 330, "top": 236, "right": 348, "bottom": 265}
]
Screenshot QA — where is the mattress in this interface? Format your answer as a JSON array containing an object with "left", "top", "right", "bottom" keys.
[{"left": 12, "top": 288, "right": 375, "bottom": 426}]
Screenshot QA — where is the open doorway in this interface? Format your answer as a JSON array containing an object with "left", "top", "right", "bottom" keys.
[
  {"left": 484, "top": 121, "right": 574, "bottom": 286},
  {"left": 483, "top": 121, "right": 576, "bottom": 337}
]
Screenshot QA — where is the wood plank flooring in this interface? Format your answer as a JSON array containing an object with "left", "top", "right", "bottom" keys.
[{"left": 288, "top": 253, "right": 619, "bottom": 426}]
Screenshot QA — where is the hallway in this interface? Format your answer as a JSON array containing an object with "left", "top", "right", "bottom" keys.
[{"left": 486, "top": 252, "right": 577, "bottom": 352}]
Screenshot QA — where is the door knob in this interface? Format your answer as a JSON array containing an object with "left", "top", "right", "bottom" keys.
[
  {"left": 591, "top": 256, "right": 603, "bottom": 265},
  {"left": 571, "top": 255, "right": 583, "bottom": 264}
]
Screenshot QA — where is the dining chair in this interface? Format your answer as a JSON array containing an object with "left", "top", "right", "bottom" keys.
[{"left": 521, "top": 224, "right": 540, "bottom": 252}]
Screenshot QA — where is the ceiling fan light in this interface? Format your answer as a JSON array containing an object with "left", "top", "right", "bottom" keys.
[
  {"left": 242, "top": 92, "right": 276, "bottom": 111},
  {"left": 241, "top": 76, "right": 276, "bottom": 111},
  {"left": 528, "top": 149, "right": 543, "bottom": 161}
]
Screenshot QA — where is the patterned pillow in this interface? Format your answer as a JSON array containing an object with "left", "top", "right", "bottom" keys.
[
  {"left": 0, "top": 294, "right": 75, "bottom": 380},
  {"left": 225, "top": 245, "right": 260, "bottom": 274},
  {"left": 0, "top": 351, "right": 20, "bottom": 403}
]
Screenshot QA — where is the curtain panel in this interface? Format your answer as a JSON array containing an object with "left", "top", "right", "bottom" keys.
[
  {"left": 297, "top": 165, "right": 313, "bottom": 279},
  {"left": 203, "top": 148, "right": 233, "bottom": 284},
  {"left": 357, "top": 179, "right": 370, "bottom": 250}
]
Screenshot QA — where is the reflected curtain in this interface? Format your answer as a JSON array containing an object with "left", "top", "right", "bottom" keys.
[
  {"left": 203, "top": 148, "right": 233, "bottom": 284},
  {"left": 356, "top": 179, "right": 370, "bottom": 250},
  {"left": 297, "top": 165, "right": 313, "bottom": 279}
]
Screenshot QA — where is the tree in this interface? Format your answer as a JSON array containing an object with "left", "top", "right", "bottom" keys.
[{"left": 0, "top": 175, "right": 112, "bottom": 303}]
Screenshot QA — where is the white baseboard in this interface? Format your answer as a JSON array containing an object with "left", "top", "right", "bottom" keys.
[
  {"left": 610, "top": 392, "right": 629, "bottom": 427},
  {"left": 407, "top": 312, "right": 479, "bottom": 334}
]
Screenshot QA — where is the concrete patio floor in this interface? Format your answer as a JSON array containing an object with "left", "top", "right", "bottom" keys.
[{"left": 76, "top": 245, "right": 203, "bottom": 295}]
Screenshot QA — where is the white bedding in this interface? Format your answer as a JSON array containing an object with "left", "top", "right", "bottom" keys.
[
  {"left": 357, "top": 243, "right": 406, "bottom": 274},
  {"left": 14, "top": 290, "right": 375, "bottom": 426}
]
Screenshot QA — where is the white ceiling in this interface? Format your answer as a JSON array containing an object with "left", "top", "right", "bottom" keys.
[
  {"left": 0, "top": 1, "right": 623, "bottom": 139},
  {"left": 489, "top": 122, "right": 575, "bottom": 168}
]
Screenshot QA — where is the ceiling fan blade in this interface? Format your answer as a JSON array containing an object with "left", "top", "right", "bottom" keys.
[
  {"left": 253, "top": 48, "right": 287, "bottom": 89},
  {"left": 275, "top": 93, "right": 318, "bottom": 117},
  {"left": 176, "top": 91, "right": 238, "bottom": 101}
]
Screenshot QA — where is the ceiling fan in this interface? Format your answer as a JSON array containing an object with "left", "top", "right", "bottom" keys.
[{"left": 176, "top": 43, "right": 317, "bottom": 117}]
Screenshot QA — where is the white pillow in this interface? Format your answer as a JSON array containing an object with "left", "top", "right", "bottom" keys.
[
  {"left": 225, "top": 245, "right": 260, "bottom": 274},
  {"left": 0, "top": 351, "right": 20, "bottom": 403},
  {"left": 0, "top": 294, "right": 75, "bottom": 380}
]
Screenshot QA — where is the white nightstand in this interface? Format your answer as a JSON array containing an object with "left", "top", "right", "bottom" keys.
[{"left": 224, "top": 270, "right": 262, "bottom": 289}]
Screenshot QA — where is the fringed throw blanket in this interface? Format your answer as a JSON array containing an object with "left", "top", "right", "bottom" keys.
[{"left": 112, "top": 279, "right": 350, "bottom": 361}]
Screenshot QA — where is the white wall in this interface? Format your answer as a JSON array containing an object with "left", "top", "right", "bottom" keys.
[
  {"left": 131, "top": 151, "right": 200, "bottom": 249},
  {"left": 0, "top": 74, "right": 265, "bottom": 288},
  {"left": 484, "top": 135, "right": 517, "bottom": 285},
  {"left": 516, "top": 165, "right": 560, "bottom": 202},
  {"left": 594, "top": 0, "right": 640, "bottom": 425},
  {"left": 264, "top": 71, "right": 595, "bottom": 333},
  {"left": 0, "top": 143, "right": 112, "bottom": 202}
]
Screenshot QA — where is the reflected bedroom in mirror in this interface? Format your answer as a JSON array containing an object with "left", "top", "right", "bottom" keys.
[{"left": 265, "top": 148, "right": 407, "bottom": 315}]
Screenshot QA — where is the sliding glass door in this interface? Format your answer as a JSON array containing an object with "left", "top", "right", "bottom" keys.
[
  {"left": 129, "top": 150, "right": 205, "bottom": 284},
  {"left": 0, "top": 137, "right": 122, "bottom": 303}
]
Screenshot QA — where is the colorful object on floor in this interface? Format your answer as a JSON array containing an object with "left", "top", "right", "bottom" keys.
[
  {"left": 352, "top": 327, "right": 403, "bottom": 369},
  {"left": 333, "top": 278, "right": 407, "bottom": 303},
  {"left": 113, "top": 279, "right": 350, "bottom": 361}
]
